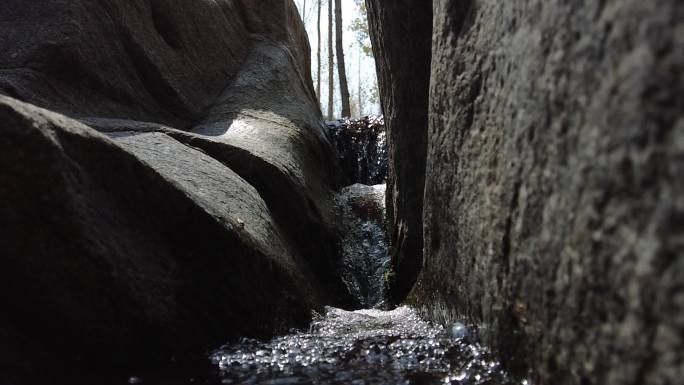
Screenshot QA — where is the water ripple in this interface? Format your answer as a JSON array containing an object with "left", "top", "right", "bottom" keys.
[{"left": 211, "top": 306, "right": 524, "bottom": 385}]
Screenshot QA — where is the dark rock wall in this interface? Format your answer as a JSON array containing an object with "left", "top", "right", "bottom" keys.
[
  {"left": 0, "top": 97, "right": 319, "bottom": 380},
  {"left": 368, "top": 0, "right": 684, "bottom": 383},
  {"left": 366, "top": 0, "right": 433, "bottom": 304},
  {"left": 0, "top": 0, "right": 245, "bottom": 127},
  {"left": 336, "top": 184, "right": 389, "bottom": 308},
  {"left": 0, "top": 0, "right": 352, "bottom": 381}
]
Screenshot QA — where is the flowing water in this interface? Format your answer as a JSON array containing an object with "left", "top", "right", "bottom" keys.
[
  {"left": 121, "top": 118, "right": 521, "bottom": 385},
  {"left": 209, "top": 306, "right": 520, "bottom": 385},
  {"left": 336, "top": 183, "right": 389, "bottom": 308},
  {"left": 326, "top": 117, "right": 388, "bottom": 186}
]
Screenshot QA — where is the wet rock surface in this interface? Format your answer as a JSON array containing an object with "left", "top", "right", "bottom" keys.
[
  {"left": 210, "top": 307, "right": 520, "bottom": 385},
  {"left": 336, "top": 184, "right": 389, "bottom": 308},
  {"left": 327, "top": 117, "right": 390, "bottom": 308},
  {"left": 368, "top": 0, "right": 684, "bottom": 384},
  {"left": 326, "top": 117, "right": 388, "bottom": 186}
]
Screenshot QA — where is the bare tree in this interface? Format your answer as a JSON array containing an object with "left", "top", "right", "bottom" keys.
[
  {"left": 316, "top": 0, "right": 321, "bottom": 102},
  {"left": 327, "top": 0, "right": 334, "bottom": 119},
  {"left": 334, "top": 0, "right": 351, "bottom": 118},
  {"left": 295, "top": 0, "right": 316, "bottom": 27},
  {"left": 358, "top": 47, "right": 363, "bottom": 117}
]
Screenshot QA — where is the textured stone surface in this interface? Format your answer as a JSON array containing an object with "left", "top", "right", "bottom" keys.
[
  {"left": 336, "top": 184, "right": 389, "bottom": 308},
  {"left": 193, "top": 41, "right": 347, "bottom": 294},
  {"left": 0, "top": 0, "right": 246, "bottom": 127},
  {"left": 0, "top": 96, "right": 322, "bottom": 380},
  {"left": 0, "top": 0, "right": 352, "bottom": 381},
  {"left": 0, "top": 0, "right": 312, "bottom": 129},
  {"left": 368, "top": 0, "right": 684, "bottom": 383},
  {"left": 366, "top": 0, "right": 433, "bottom": 304},
  {"left": 80, "top": 39, "right": 355, "bottom": 308}
]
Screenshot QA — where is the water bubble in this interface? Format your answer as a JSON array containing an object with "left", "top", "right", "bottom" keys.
[
  {"left": 451, "top": 322, "right": 469, "bottom": 340},
  {"left": 454, "top": 372, "right": 467, "bottom": 381}
]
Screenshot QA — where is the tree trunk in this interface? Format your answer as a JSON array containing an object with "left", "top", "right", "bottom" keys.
[
  {"left": 334, "top": 0, "right": 351, "bottom": 118},
  {"left": 358, "top": 48, "right": 363, "bottom": 117},
  {"left": 316, "top": 0, "right": 321, "bottom": 102},
  {"left": 327, "top": 0, "right": 334, "bottom": 119},
  {"left": 302, "top": 0, "right": 306, "bottom": 22}
]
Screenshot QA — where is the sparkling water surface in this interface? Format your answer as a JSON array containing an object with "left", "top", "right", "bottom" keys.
[{"left": 209, "top": 306, "right": 523, "bottom": 385}]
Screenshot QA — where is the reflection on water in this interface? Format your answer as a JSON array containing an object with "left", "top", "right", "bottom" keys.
[{"left": 210, "top": 306, "right": 522, "bottom": 385}]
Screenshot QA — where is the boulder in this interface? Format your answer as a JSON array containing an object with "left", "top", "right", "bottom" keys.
[
  {"left": 366, "top": 0, "right": 433, "bottom": 304},
  {"left": 0, "top": 0, "right": 353, "bottom": 381},
  {"left": 79, "top": 39, "right": 355, "bottom": 308},
  {"left": 0, "top": 0, "right": 250, "bottom": 127},
  {"left": 0, "top": 0, "right": 315, "bottom": 128},
  {"left": 191, "top": 40, "right": 354, "bottom": 304},
  {"left": 0, "top": 96, "right": 321, "bottom": 379},
  {"left": 367, "top": 0, "right": 684, "bottom": 383}
]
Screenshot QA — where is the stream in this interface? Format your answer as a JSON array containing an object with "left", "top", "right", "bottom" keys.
[
  {"left": 206, "top": 119, "right": 517, "bottom": 385},
  {"left": 210, "top": 306, "right": 518, "bottom": 385},
  {"left": 121, "top": 118, "right": 519, "bottom": 385}
]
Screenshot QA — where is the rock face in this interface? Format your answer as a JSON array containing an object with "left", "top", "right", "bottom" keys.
[
  {"left": 367, "top": 0, "right": 684, "bottom": 384},
  {"left": 0, "top": 0, "right": 352, "bottom": 381},
  {"left": 336, "top": 184, "right": 389, "bottom": 308},
  {"left": 0, "top": 0, "right": 245, "bottom": 127},
  {"left": 1, "top": 97, "right": 316, "bottom": 369},
  {"left": 0, "top": 0, "right": 314, "bottom": 129},
  {"left": 366, "top": 1, "right": 433, "bottom": 304},
  {"left": 191, "top": 38, "right": 353, "bottom": 304}
]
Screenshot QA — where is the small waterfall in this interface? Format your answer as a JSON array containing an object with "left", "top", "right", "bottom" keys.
[
  {"left": 327, "top": 117, "right": 390, "bottom": 308},
  {"left": 326, "top": 117, "right": 388, "bottom": 186},
  {"left": 146, "top": 117, "right": 522, "bottom": 385},
  {"left": 336, "top": 183, "right": 388, "bottom": 308}
]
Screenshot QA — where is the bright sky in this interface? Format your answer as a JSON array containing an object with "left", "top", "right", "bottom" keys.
[{"left": 294, "top": 0, "right": 380, "bottom": 117}]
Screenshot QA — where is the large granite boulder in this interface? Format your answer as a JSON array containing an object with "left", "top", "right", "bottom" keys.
[
  {"left": 366, "top": 0, "right": 433, "bottom": 304},
  {"left": 367, "top": 0, "right": 684, "bottom": 383},
  {"left": 0, "top": 0, "right": 249, "bottom": 127},
  {"left": 191, "top": 40, "right": 352, "bottom": 301},
  {"left": 0, "top": 0, "right": 316, "bottom": 129},
  {"left": 80, "top": 38, "right": 354, "bottom": 307},
  {"left": 0, "top": 96, "right": 318, "bottom": 379},
  {"left": 0, "top": 0, "right": 352, "bottom": 381}
]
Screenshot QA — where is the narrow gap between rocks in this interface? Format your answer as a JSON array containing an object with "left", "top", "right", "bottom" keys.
[{"left": 118, "top": 118, "right": 524, "bottom": 385}]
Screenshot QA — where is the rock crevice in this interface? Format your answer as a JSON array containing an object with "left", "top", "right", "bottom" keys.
[{"left": 366, "top": 0, "right": 433, "bottom": 305}]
